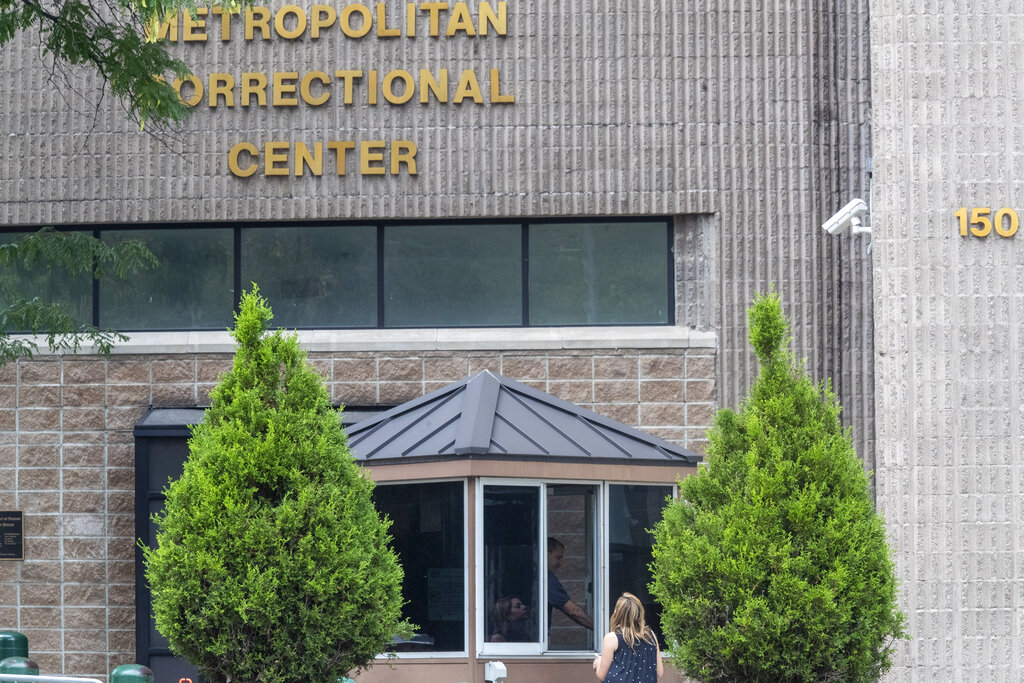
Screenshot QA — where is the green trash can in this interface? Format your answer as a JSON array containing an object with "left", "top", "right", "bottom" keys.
[
  {"left": 0, "top": 631, "right": 28, "bottom": 660},
  {"left": 0, "top": 656, "right": 39, "bottom": 676},
  {"left": 110, "top": 664, "right": 155, "bottom": 683}
]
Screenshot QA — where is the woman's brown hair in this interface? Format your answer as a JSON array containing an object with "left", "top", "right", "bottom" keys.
[{"left": 608, "top": 592, "right": 657, "bottom": 649}]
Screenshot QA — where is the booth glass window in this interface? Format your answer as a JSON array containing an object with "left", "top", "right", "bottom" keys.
[
  {"left": 607, "top": 484, "right": 673, "bottom": 643},
  {"left": 373, "top": 481, "right": 466, "bottom": 653},
  {"left": 479, "top": 480, "right": 672, "bottom": 655}
]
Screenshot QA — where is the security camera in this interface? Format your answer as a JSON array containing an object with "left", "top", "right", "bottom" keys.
[{"left": 822, "top": 198, "right": 870, "bottom": 236}]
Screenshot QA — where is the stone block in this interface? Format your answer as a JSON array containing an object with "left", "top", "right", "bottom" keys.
[
  {"left": 106, "top": 467, "right": 133, "bottom": 490},
  {"left": 18, "top": 384, "right": 61, "bottom": 407},
  {"left": 19, "top": 492, "right": 59, "bottom": 513},
  {"left": 21, "top": 582, "right": 61, "bottom": 606},
  {"left": 378, "top": 382, "right": 423, "bottom": 404},
  {"left": 197, "top": 359, "right": 232, "bottom": 382},
  {"left": 107, "top": 360, "right": 149, "bottom": 384},
  {"left": 64, "top": 561, "right": 105, "bottom": 584},
  {"left": 18, "top": 361, "right": 60, "bottom": 384},
  {"left": 17, "top": 408, "right": 60, "bottom": 431},
  {"left": 379, "top": 358, "right": 422, "bottom": 382},
  {"left": 63, "top": 361, "right": 107, "bottom": 384},
  {"left": 639, "top": 380, "right": 686, "bottom": 402},
  {"left": 24, "top": 514, "right": 58, "bottom": 536},
  {"left": 593, "top": 380, "right": 637, "bottom": 403},
  {"left": 592, "top": 403, "right": 638, "bottom": 426},
  {"left": 108, "top": 560, "right": 134, "bottom": 583},
  {"left": 64, "top": 652, "right": 106, "bottom": 676},
  {"left": 21, "top": 606, "right": 61, "bottom": 628},
  {"left": 65, "top": 606, "right": 107, "bottom": 629},
  {"left": 62, "top": 385, "right": 106, "bottom": 408},
  {"left": 64, "top": 629, "right": 107, "bottom": 652},
  {"left": 500, "top": 356, "right": 546, "bottom": 380},
  {"left": 21, "top": 628, "right": 62, "bottom": 652},
  {"left": 593, "top": 355, "right": 637, "bottom": 380},
  {"left": 107, "top": 384, "right": 151, "bottom": 406},
  {"left": 547, "top": 381, "right": 593, "bottom": 404},
  {"left": 63, "top": 445, "right": 105, "bottom": 467},
  {"left": 19, "top": 445, "right": 59, "bottom": 467},
  {"left": 65, "top": 538, "right": 106, "bottom": 560},
  {"left": 548, "top": 356, "right": 592, "bottom": 379},
  {"left": 152, "top": 359, "right": 194, "bottom": 383},
  {"left": 639, "top": 355, "right": 683, "bottom": 379},
  {"left": 639, "top": 403, "right": 685, "bottom": 427},
  {"left": 686, "top": 403, "right": 714, "bottom": 426},
  {"left": 62, "top": 407, "right": 106, "bottom": 431},
  {"left": 19, "top": 561, "right": 60, "bottom": 582},
  {"left": 150, "top": 383, "right": 195, "bottom": 406},
  {"left": 108, "top": 491, "right": 134, "bottom": 513},
  {"left": 63, "top": 492, "right": 105, "bottom": 514},
  {"left": 686, "top": 379, "right": 715, "bottom": 402},
  {"left": 18, "top": 468, "right": 59, "bottom": 490},
  {"left": 333, "top": 382, "right": 377, "bottom": 404},
  {"left": 333, "top": 359, "right": 377, "bottom": 382},
  {"left": 423, "top": 357, "right": 470, "bottom": 380},
  {"left": 24, "top": 537, "right": 59, "bottom": 559},
  {"left": 685, "top": 354, "right": 715, "bottom": 379},
  {"left": 63, "top": 468, "right": 105, "bottom": 490}
]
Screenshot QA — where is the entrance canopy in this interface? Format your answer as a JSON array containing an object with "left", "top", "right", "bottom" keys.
[{"left": 346, "top": 370, "right": 700, "bottom": 466}]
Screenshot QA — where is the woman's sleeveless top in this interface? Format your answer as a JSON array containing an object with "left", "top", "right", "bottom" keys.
[{"left": 604, "top": 631, "right": 658, "bottom": 683}]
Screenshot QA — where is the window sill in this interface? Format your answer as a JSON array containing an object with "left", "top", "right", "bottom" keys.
[{"left": 16, "top": 326, "right": 717, "bottom": 356}]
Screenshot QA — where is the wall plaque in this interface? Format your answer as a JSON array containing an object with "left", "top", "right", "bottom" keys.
[{"left": 0, "top": 511, "right": 23, "bottom": 560}]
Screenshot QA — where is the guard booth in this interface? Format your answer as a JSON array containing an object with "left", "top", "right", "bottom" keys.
[
  {"left": 135, "top": 371, "right": 700, "bottom": 683},
  {"left": 348, "top": 370, "right": 700, "bottom": 683}
]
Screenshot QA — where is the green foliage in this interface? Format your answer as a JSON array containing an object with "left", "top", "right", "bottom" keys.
[
  {"left": 143, "top": 288, "right": 410, "bottom": 683},
  {"left": 0, "top": 0, "right": 247, "bottom": 128},
  {"left": 0, "top": 227, "right": 159, "bottom": 365},
  {"left": 651, "top": 290, "right": 906, "bottom": 683}
]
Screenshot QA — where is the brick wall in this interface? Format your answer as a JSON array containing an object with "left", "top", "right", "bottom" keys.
[{"left": 0, "top": 346, "right": 713, "bottom": 678}]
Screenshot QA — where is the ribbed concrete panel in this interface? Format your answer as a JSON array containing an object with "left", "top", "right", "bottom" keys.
[
  {"left": 871, "top": 1, "right": 1024, "bottom": 679},
  {"left": 0, "top": 1, "right": 874, "bottom": 455}
]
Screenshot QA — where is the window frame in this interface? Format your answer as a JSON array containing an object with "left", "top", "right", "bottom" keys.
[
  {"left": 373, "top": 477, "right": 471, "bottom": 659},
  {"left": 476, "top": 477, "right": 606, "bottom": 658}
]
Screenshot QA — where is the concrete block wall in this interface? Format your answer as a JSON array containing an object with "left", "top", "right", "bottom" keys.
[
  {"left": 870, "top": 1, "right": 1024, "bottom": 679},
  {"left": 0, "top": 346, "right": 713, "bottom": 677}
]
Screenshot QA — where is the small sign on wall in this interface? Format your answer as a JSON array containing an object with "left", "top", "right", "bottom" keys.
[{"left": 0, "top": 511, "right": 23, "bottom": 560}]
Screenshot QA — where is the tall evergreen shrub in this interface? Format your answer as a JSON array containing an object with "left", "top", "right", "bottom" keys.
[
  {"left": 143, "top": 289, "right": 408, "bottom": 683},
  {"left": 651, "top": 291, "right": 905, "bottom": 682}
]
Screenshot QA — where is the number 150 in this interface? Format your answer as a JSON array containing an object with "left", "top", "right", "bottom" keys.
[{"left": 956, "top": 207, "right": 1019, "bottom": 237}]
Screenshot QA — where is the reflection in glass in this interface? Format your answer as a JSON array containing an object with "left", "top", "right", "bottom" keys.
[
  {"left": 384, "top": 224, "right": 522, "bottom": 327},
  {"left": 608, "top": 484, "right": 673, "bottom": 642},
  {"left": 99, "top": 229, "right": 233, "bottom": 330},
  {"left": 529, "top": 221, "right": 669, "bottom": 325},
  {"left": 0, "top": 230, "right": 92, "bottom": 331},
  {"left": 483, "top": 485, "right": 539, "bottom": 643},
  {"left": 546, "top": 484, "right": 597, "bottom": 651},
  {"left": 241, "top": 225, "right": 376, "bottom": 328},
  {"left": 373, "top": 482, "right": 465, "bottom": 652}
]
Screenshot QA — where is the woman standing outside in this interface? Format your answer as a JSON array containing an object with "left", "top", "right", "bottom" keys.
[{"left": 593, "top": 593, "right": 664, "bottom": 682}]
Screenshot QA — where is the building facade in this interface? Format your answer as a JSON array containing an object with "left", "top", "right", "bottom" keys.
[{"left": 0, "top": 0, "right": 888, "bottom": 681}]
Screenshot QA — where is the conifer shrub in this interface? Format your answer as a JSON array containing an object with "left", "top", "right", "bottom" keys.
[
  {"left": 143, "top": 288, "right": 409, "bottom": 683},
  {"left": 651, "top": 291, "right": 905, "bottom": 682}
]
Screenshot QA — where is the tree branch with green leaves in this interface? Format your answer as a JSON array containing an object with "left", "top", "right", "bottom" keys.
[
  {"left": 0, "top": 227, "right": 159, "bottom": 365},
  {"left": 0, "top": 0, "right": 245, "bottom": 128}
]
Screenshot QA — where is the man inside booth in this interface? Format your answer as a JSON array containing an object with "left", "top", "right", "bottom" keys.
[{"left": 547, "top": 537, "right": 594, "bottom": 632}]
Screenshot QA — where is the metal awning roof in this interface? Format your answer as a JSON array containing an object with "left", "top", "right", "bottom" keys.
[{"left": 346, "top": 370, "right": 701, "bottom": 466}]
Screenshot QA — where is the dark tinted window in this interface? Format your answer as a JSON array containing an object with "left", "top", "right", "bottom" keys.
[
  {"left": 374, "top": 482, "right": 466, "bottom": 652},
  {"left": 529, "top": 221, "right": 669, "bottom": 325},
  {"left": 241, "top": 225, "right": 376, "bottom": 328},
  {"left": 100, "top": 228, "right": 233, "bottom": 330},
  {"left": 383, "top": 224, "right": 522, "bottom": 327}
]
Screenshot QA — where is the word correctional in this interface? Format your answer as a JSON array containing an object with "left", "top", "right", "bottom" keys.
[
  {"left": 228, "top": 140, "right": 418, "bottom": 177},
  {"left": 173, "top": 69, "right": 514, "bottom": 107},
  {"left": 151, "top": 2, "right": 507, "bottom": 42}
]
